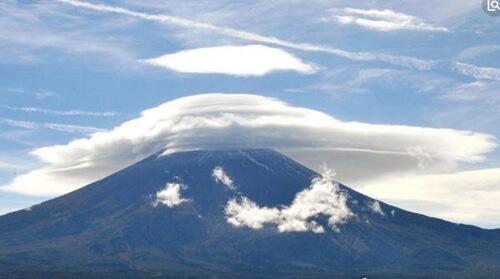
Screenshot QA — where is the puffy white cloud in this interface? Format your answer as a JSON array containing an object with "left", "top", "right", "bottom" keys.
[
  {"left": 154, "top": 183, "right": 189, "bottom": 207},
  {"left": 332, "top": 8, "right": 448, "bottom": 32},
  {"left": 142, "top": 45, "right": 317, "bottom": 76},
  {"left": 1, "top": 93, "right": 495, "bottom": 199},
  {"left": 359, "top": 168, "right": 500, "bottom": 228},
  {"left": 226, "top": 197, "right": 280, "bottom": 230},
  {"left": 225, "top": 170, "right": 352, "bottom": 233},
  {"left": 212, "top": 166, "right": 235, "bottom": 190}
]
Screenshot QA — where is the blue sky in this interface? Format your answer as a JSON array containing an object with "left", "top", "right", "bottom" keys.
[{"left": 1, "top": 0, "right": 499, "bottom": 227}]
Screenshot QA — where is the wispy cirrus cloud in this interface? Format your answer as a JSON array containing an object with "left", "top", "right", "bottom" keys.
[
  {"left": 429, "top": 81, "right": 500, "bottom": 133},
  {"left": 1, "top": 105, "right": 118, "bottom": 117},
  {"left": 457, "top": 45, "right": 500, "bottom": 60},
  {"left": 54, "top": 0, "right": 434, "bottom": 71},
  {"left": 41, "top": 123, "right": 105, "bottom": 134},
  {"left": 55, "top": 0, "right": 500, "bottom": 82},
  {"left": 332, "top": 8, "right": 448, "bottom": 32},
  {"left": 4, "top": 88, "right": 59, "bottom": 100},
  {"left": 0, "top": 119, "right": 39, "bottom": 129},
  {"left": 0, "top": 118, "right": 104, "bottom": 134},
  {"left": 142, "top": 45, "right": 317, "bottom": 76},
  {"left": 0, "top": 0, "right": 135, "bottom": 65},
  {"left": 452, "top": 62, "right": 500, "bottom": 81}
]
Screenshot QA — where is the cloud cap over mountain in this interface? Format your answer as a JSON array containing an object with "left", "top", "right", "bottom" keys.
[{"left": 2, "top": 93, "right": 495, "bottom": 198}]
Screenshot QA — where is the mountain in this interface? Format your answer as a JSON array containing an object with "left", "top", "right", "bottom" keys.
[{"left": 0, "top": 149, "right": 499, "bottom": 278}]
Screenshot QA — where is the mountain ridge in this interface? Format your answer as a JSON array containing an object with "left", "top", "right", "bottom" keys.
[{"left": 0, "top": 149, "right": 499, "bottom": 278}]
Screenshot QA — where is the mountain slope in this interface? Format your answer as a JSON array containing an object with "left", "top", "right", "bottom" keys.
[{"left": 0, "top": 149, "right": 499, "bottom": 278}]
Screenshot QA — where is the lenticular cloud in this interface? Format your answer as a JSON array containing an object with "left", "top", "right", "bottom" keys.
[
  {"left": 2, "top": 93, "right": 496, "bottom": 196},
  {"left": 142, "top": 45, "right": 317, "bottom": 76}
]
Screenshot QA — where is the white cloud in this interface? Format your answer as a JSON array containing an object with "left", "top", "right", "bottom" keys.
[
  {"left": 0, "top": 118, "right": 104, "bottom": 134},
  {"left": 154, "top": 182, "right": 189, "bottom": 207},
  {"left": 442, "top": 81, "right": 499, "bottom": 102},
  {"left": 56, "top": 0, "right": 500, "bottom": 81},
  {"left": 369, "top": 200, "right": 385, "bottom": 216},
  {"left": 212, "top": 166, "right": 235, "bottom": 190},
  {"left": 42, "top": 123, "right": 104, "bottom": 134},
  {"left": 55, "top": 0, "right": 500, "bottom": 81},
  {"left": 1, "top": 106, "right": 118, "bottom": 117},
  {"left": 359, "top": 168, "right": 500, "bottom": 228},
  {"left": 0, "top": 118, "right": 38, "bottom": 129},
  {"left": 225, "top": 170, "right": 352, "bottom": 233},
  {"left": 0, "top": 0, "right": 136, "bottom": 65},
  {"left": 54, "top": 0, "right": 435, "bottom": 71},
  {"left": 457, "top": 45, "right": 500, "bottom": 60},
  {"left": 332, "top": 8, "right": 448, "bottom": 32},
  {"left": 452, "top": 62, "right": 500, "bottom": 81},
  {"left": 143, "top": 45, "right": 316, "bottom": 76},
  {"left": 0, "top": 151, "right": 43, "bottom": 173},
  {"left": 226, "top": 197, "right": 280, "bottom": 229},
  {"left": 1, "top": 93, "right": 495, "bottom": 199},
  {"left": 430, "top": 81, "right": 500, "bottom": 132}
]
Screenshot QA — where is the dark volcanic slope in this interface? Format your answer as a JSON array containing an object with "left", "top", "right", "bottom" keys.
[{"left": 0, "top": 149, "right": 499, "bottom": 279}]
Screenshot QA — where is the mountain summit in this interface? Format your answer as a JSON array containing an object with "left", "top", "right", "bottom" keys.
[{"left": 0, "top": 149, "right": 499, "bottom": 278}]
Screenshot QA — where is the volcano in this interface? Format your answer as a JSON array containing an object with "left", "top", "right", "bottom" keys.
[{"left": 0, "top": 149, "right": 499, "bottom": 278}]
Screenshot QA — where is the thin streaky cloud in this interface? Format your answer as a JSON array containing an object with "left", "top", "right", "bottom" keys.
[
  {"left": 42, "top": 123, "right": 105, "bottom": 133},
  {"left": 55, "top": 0, "right": 500, "bottom": 81},
  {"left": 2, "top": 105, "right": 119, "bottom": 117},
  {"left": 333, "top": 8, "right": 448, "bottom": 32},
  {"left": 0, "top": 118, "right": 104, "bottom": 134},
  {"left": 452, "top": 62, "right": 500, "bottom": 81},
  {"left": 0, "top": 118, "right": 38, "bottom": 129},
  {"left": 56, "top": 0, "right": 433, "bottom": 71}
]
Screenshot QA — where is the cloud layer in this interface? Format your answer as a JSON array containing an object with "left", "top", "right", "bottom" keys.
[
  {"left": 360, "top": 168, "right": 500, "bottom": 228},
  {"left": 333, "top": 8, "right": 448, "bottom": 32},
  {"left": 143, "top": 45, "right": 316, "bottom": 76},
  {"left": 1, "top": 93, "right": 495, "bottom": 197},
  {"left": 225, "top": 170, "right": 352, "bottom": 233}
]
